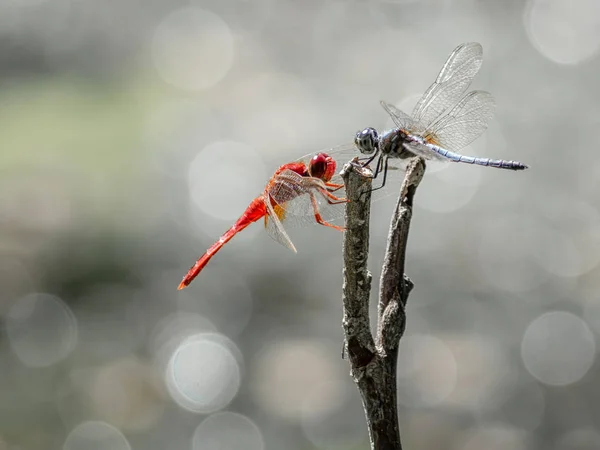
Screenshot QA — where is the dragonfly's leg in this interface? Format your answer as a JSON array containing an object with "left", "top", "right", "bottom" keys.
[
  {"left": 361, "top": 152, "right": 380, "bottom": 173},
  {"left": 358, "top": 155, "right": 387, "bottom": 200},
  {"left": 357, "top": 155, "right": 384, "bottom": 200},
  {"left": 317, "top": 187, "right": 348, "bottom": 205},
  {"left": 309, "top": 192, "right": 345, "bottom": 231},
  {"left": 327, "top": 197, "right": 348, "bottom": 205},
  {"left": 325, "top": 181, "right": 344, "bottom": 192},
  {"left": 319, "top": 188, "right": 348, "bottom": 204},
  {"left": 370, "top": 156, "right": 389, "bottom": 192},
  {"left": 372, "top": 154, "right": 385, "bottom": 180}
]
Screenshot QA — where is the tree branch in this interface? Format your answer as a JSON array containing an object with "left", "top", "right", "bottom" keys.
[
  {"left": 341, "top": 158, "right": 426, "bottom": 450},
  {"left": 377, "top": 158, "right": 425, "bottom": 351},
  {"left": 341, "top": 160, "right": 376, "bottom": 368}
]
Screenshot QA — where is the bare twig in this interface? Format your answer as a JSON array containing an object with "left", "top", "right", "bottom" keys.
[
  {"left": 341, "top": 160, "right": 376, "bottom": 368},
  {"left": 341, "top": 158, "right": 426, "bottom": 450}
]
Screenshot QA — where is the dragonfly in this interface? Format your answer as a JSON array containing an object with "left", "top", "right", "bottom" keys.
[
  {"left": 353, "top": 42, "right": 528, "bottom": 189},
  {"left": 178, "top": 152, "right": 347, "bottom": 290}
]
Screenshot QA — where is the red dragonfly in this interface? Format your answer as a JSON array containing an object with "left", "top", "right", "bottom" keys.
[{"left": 178, "top": 152, "right": 347, "bottom": 290}]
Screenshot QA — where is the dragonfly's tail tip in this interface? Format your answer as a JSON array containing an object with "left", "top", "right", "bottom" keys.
[{"left": 177, "top": 281, "right": 187, "bottom": 290}]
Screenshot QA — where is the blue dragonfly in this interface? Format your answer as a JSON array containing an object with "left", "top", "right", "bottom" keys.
[{"left": 353, "top": 42, "right": 528, "bottom": 190}]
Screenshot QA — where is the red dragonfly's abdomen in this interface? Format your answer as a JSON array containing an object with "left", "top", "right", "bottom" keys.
[{"left": 178, "top": 196, "right": 268, "bottom": 290}]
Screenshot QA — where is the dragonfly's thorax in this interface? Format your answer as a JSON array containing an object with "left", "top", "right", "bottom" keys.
[{"left": 379, "top": 129, "right": 412, "bottom": 159}]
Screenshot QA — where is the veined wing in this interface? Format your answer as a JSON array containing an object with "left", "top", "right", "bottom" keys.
[
  {"left": 291, "top": 142, "right": 361, "bottom": 194},
  {"left": 424, "top": 90, "right": 496, "bottom": 152},
  {"left": 401, "top": 141, "right": 449, "bottom": 162},
  {"left": 264, "top": 195, "right": 297, "bottom": 252},
  {"left": 295, "top": 144, "right": 415, "bottom": 204},
  {"left": 267, "top": 169, "right": 316, "bottom": 215},
  {"left": 380, "top": 101, "right": 415, "bottom": 130},
  {"left": 265, "top": 168, "right": 346, "bottom": 232},
  {"left": 411, "top": 42, "right": 483, "bottom": 132},
  {"left": 294, "top": 143, "right": 356, "bottom": 172}
]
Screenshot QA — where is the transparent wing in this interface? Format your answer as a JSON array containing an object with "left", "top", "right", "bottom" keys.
[
  {"left": 267, "top": 169, "right": 347, "bottom": 227},
  {"left": 411, "top": 42, "right": 483, "bottom": 132},
  {"left": 294, "top": 143, "right": 357, "bottom": 173},
  {"left": 294, "top": 142, "right": 355, "bottom": 163},
  {"left": 264, "top": 193, "right": 297, "bottom": 253},
  {"left": 294, "top": 147, "right": 413, "bottom": 205},
  {"left": 401, "top": 141, "right": 450, "bottom": 162},
  {"left": 268, "top": 169, "right": 315, "bottom": 216},
  {"left": 425, "top": 90, "right": 496, "bottom": 152},
  {"left": 287, "top": 143, "right": 357, "bottom": 199},
  {"left": 380, "top": 101, "right": 415, "bottom": 130},
  {"left": 287, "top": 143, "right": 361, "bottom": 200}
]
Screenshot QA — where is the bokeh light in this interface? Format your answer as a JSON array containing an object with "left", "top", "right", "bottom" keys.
[
  {"left": 63, "top": 421, "right": 131, "bottom": 450},
  {"left": 397, "top": 334, "right": 458, "bottom": 407},
  {"left": 417, "top": 162, "right": 482, "bottom": 214},
  {"left": 521, "top": 311, "right": 595, "bottom": 386},
  {"left": 250, "top": 339, "right": 340, "bottom": 420},
  {"left": 89, "top": 357, "right": 165, "bottom": 432},
  {"left": 150, "top": 312, "right": 218, "bottom": 372},
  {"left": 481, "top": 377, "right": 546, "bottom": 431},
  {"left": 1, "top": 2, "right": 597, "bottom": 449},
  {"left": 188, "top": 140, "right": 267, "bottom": 221},
  {"left": 6, "top": 293, "right": 77, "bottom": 368},
  {"left": 152, "top": 7, "right": 234, "bottom": 90},
  {"left": 226, "top": 72, "right": 326, "bottom": 155},
  {"left": 166, "top": 332, "right": 241, "bottom": 413},
  {"left": 301, "top": 380, "right": 367, "bottom": 449},
  {"left": 176, "top": 269, "right": 254, "bottom": 337},
  {"left": 456, "top": 424, "right": 532, "bottom": 450},
  {"left": 524, "top": 0, "right": 600, "bottom": 65},
  {"left": 192, "top": 411, "right": 264, "bottom": 450},
  {"left": 443, "top": 334, "right": 516, "bottom": 413},
  {"left": 478, "top": 214, "right": 549, "bottom": 292},
  {"left": 531, "top": 196, "right": 600, "bottom": 278}
]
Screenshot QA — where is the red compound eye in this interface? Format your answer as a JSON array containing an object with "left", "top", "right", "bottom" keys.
[{"left": 308, "top": 153, "right": 336, "bottom": 181}]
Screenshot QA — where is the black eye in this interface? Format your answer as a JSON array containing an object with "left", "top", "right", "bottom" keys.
[{"left": 309, "top": 159, "right": 327, "bottom": 179}]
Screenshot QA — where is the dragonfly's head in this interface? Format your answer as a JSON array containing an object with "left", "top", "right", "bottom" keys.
[
  {"left": 354, "top": 127, "right": 379, "bottom": 155},
  {"left": 308, "top": 152, "right": 336, "bottom": 181}
]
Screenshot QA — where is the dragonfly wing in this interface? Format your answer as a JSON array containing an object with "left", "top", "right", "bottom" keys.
[
  {"left": 284, "top": 142, "right": 362, "bottom": 198},
  {"left": 294, "top": 142, "right": 357, "bottom": 168},
  {"left": 380, "top": 101, "right": 416, "bottom": 130},
  {"left": 268, "top": 170, "right": 316, "bottom": 216},
  {"left": 426, "top": 90, "right": 496, "bottom": 152},
  {"left": 411, "top": 42, "right": 483, "bottom": 131},
  {"left": 264, "top": 193, "right": 297, "bottom": 253},
  {"left": 402, "top": 141, "right": 449, "bottom": 162},
  {"left": 268, "top": 169, "right": 346, "bottom": 226}
]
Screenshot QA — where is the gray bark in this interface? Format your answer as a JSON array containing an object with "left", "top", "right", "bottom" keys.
[{"left": 341, "top": 158, "right": 426, "bottom": 450}]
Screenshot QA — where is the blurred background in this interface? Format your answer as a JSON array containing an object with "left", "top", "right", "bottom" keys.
[{"left": 1, "top": 0, "right": 600, "bottom": 449}]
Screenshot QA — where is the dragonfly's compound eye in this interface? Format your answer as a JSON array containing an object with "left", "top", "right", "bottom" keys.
[
  {"left": 354, "top": 127, "right": 378, "bottom": 155},
  {"left": 308, "top": 153, "right": 336, "bottom": 181}
]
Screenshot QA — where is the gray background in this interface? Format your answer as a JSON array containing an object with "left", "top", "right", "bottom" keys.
[{"left": 1, "top": 0, "right": 599, "bottom": 449}]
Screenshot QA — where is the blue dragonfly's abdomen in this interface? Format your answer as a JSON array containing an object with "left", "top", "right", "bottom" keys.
[
  {"left": 427, "top": 143, "right": 529, "bottom": 170},
  {"left": 377, "top": 129, "right": 529, "bottom": 171}
]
